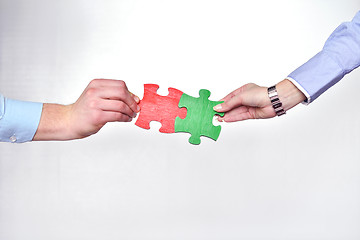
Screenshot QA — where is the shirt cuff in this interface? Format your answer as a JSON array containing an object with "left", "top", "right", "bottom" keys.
[
  {"left": 287, "top": 51, "right": 344, "bottom": 104},
  {"left": 0, "top": 97, "right": 43, "bottom": 143}
]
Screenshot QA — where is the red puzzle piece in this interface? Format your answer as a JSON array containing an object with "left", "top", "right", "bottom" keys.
[{"left": 135, "top": 84, "right": 187, "bottom": 133}]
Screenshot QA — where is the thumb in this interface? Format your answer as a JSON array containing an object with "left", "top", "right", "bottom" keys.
[{"left": 213, "top": 94, "right": 243, "bottom": 113}]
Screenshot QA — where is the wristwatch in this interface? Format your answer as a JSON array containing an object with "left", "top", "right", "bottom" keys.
[{"left": 268, "top": 85, "right": 286, "bottom": 116}]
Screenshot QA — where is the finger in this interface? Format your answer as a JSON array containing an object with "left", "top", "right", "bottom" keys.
[
  {"left": 219, "top": 83, "right": 258, "bottom": 102},
  {"left": 223, "top": 112, "right": 254, "bottom": 122},
  {"left": 129, "top": 92, "right": 140, "bottom": 103},
  {"left": 90, "top": 79, "right": 128, "bottom": 88},
  {"left": 214, "top": 94, "right": 243, "bottom": 113},
  {"left": 97, "top": 99, "right": 136, "bottom": 118},
  {"left": 99, "top": 111, "right": 133, "bottom": 124},
  {"left": 96, "top": 86, "right": 140, "bottom": 113},
  {"left": 214, "top": 84, "right": 268, "bottom": 113},
  {"left": 217, "top": 106, "right": 254, "bottom": 122},
  {"left": 89, "top": 79, "right": 140, "bottom": 110},
  {"left": 219, "top": 87, "right": 244, "bottom": 102},
  {"left": 214, "top": 85, "right": 252, "bottom": 112}
]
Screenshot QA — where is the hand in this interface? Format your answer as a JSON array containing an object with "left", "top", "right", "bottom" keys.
[
  {"left": 33, "top": 79, "right": 140, "bottom": 141},
  {"left": 213, "top": 80, "right": 306, "bottom": 122}
]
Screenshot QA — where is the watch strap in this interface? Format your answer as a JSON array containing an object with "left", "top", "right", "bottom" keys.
[{"left": 268, "top": 85, "right": 286, "bottom": 116}]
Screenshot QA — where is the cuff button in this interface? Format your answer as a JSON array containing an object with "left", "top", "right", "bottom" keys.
[{"left": 10, "top": 135, "right": 17, "bottom": 143}]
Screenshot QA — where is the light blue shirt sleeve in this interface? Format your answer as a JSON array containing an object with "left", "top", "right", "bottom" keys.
[
  {"left": 287, "top": 11, "right": 360, "bottom": 103},
  {"left": 0, "top": 94, "right": 43, "bottom": 143}
]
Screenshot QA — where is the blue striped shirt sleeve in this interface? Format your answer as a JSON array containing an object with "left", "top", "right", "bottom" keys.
[
  {"left": 0, "top": 94, "right": 43, "bottom": 143},
  {"left": 287, "top": 11, "right": 360, "bottom": 104}
]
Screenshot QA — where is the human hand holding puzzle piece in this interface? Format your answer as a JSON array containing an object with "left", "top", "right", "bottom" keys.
[{"left": 135, "top": 84, "right": 224, "bottom": 145}]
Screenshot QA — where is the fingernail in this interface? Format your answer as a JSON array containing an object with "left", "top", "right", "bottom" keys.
[
  {"left": 213, "top": 104, "right": 222, "bottom": 111},
  {"left": 134, "top": 95, "right": 140, "bottom": 103},
  {"left": 133, "top": 112, "right": 137, "bottom": 118},
  {"left": 137, "top": 105, "right": 141, "bottom": 112}
]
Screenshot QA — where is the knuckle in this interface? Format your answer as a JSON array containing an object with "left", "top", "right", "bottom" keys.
[
  {"left": 223, "top": 99, "right": 236, "bottom": 111},
  {"left": 219, "top": 102, "right": 227, "bottom": 111},
  {"left": 118, "top": 86, "right": 128, "bottom": 95},
  {"left": 85, "top": 88, "right": 97, "bottom": 98},
  {"left": 117, "top": 80, "right": 126, "bottom": 88},
  {"left": 129, "top": 101, "right": 137, "bottom": 109},
  {"left": 116, "top": 101, "right": 126, "bottom": 111},
  {"left": 115, "top": 112, "right": 128, "bottom": 122},
  {"left": 112, "top": 112, "right": 120, "bottom": 120},
  {"left": 116, "top": 101, "right": 124, "bottom": 108},
  {"left": 244, "top": 83, "right": 257, "bottom": 90},
  {"left": 90, "top": 79, "right": 99, "bottom": 86},
  {"left": 88, "top": 99, "right": 98, "bottom": 109}
]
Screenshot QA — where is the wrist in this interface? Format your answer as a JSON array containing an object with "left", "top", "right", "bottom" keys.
[{"left": 275, "top": 79, "right": 306, "bottom": 111}]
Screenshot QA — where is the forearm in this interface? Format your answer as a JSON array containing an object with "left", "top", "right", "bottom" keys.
[
  {"left": 288, "top": 11, "right": 360, "bottom": 103},
  {"left": 276, "top": 79, "right": 306, "bottom": 112},
  {"left": 32, "top": 103, "right": 74, "bottom": 141}
]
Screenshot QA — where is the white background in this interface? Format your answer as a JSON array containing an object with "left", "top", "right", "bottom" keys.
[{"left": 1, "top": 0, "right": 360, "bottom": 239}]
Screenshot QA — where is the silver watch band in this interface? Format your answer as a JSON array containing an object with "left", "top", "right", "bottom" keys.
[{"left": 268, "top": 85, "right": 286, "bottom": 116}]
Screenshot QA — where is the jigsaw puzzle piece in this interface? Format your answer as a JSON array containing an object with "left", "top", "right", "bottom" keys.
[
  {"left": 174, "top": 89, "right": 224, "bottom": 145},
  {"left": 135, "top": 84, "right": 187, "bottom": 133}
]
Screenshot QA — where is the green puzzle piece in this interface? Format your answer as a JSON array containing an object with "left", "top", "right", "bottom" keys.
[{"left": 174, "top": 89, "right": 224, "bottom": 145}]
